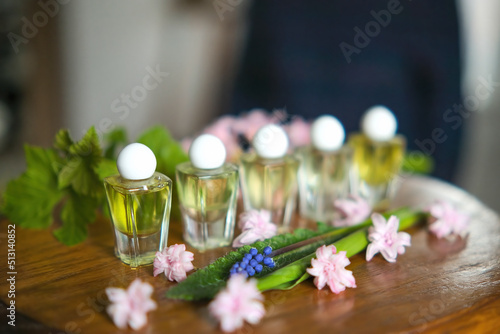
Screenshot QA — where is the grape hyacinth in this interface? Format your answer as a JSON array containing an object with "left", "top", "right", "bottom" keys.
[{"left": 230, "top": 246, "right": 275, "bottom": 278}]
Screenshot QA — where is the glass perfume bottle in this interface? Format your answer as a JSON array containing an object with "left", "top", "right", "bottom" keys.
[
  {"left": 348, "top": 106, "right": 406, "bottom": 210},
  {"left": 240, "top": 124, "right": 300, "bottom": 232},
  {"left": 104, "top": 143, "right": 172, "bottom": 268},
  {"left": 297, "top": 115, "right": 352, "bottom": 222},
  {"left": 176, "top": 134, "right": 239, "bottom": 251}
]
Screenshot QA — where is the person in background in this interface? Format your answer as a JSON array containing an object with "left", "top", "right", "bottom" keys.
[{"left": 230, "top": 0, "right": 462, "bottom": 182}]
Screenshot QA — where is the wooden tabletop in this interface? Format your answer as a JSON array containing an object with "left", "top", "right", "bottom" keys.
[{"left": 1, "top": 175, "right": 500, "bottom": 334}]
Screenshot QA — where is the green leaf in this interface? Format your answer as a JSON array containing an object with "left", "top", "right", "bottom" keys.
[
  {"left": 103, "top": 127, "right": 128, "bottom": 159},
  {"left": 53, "top": 190, "right": 99, "bottom": 245},
  {"left": 166, "top": 225, "right": 341, "bottom": 301},
  {"left": 402, "top": 151, "right": 434, "bottom": 175},
  {"left": 94, "top": 158, "right": 119, "bottom": 180},
  {"left": 58, "top": 127, "right": 103, "bottom": 197},
  {"left": 256, "top": 210, "right": 426, "bottom": 292},
  {"left": 136, "top": 125, "right": 188, "bottom": 178},
  {"left": 1, "top": 146, "right": 64, "bottom": 228},
  {"left": 54, "top": 129, "right": 74, "bottom": 153}
]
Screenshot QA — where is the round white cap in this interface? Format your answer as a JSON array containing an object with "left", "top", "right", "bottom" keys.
[
  {"left": 117, "top": 143, "right": 157, "bottom": 180},
  {"left": 311, "top": 115, "right": 345, "bottom": 151},
  {"left": 253, "top": 124, "right": 289, "bottom": 159},
  {"left": 361, "top": 105, "right": 397, "bottom": 141},
  {"left": 189, "top": 134, "right": 226, "bottom": 169}
]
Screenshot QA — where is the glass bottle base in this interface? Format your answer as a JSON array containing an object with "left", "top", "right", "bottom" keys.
[
  {"left": 113, "top": 228, "right": 164, "bottom": 268},
  {"left": 181, "top": 207, "right": 234, "bottom": 251}
]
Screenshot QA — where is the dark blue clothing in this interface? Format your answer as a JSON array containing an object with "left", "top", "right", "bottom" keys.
[{"left": 230, "top": 0, "right": 462, "bottom": 182}]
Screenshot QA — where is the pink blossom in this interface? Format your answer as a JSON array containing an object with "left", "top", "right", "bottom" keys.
[
  {"left": 426, "top": 200, "right": 469, "bottom": 239},
  {"left": 306, "top": 245, "right": 356, "bottom": 294},
  {"left": 209, "top": 274, "right": 265, "bottom": 332},
  {"left": 285, "top": 117, "right": 311, "bottom": 148},
  {"left": 232, "top": 210, "right": 277, "bottom": 247},
  {"left": 233, "top": 109, "right": 274, "bottom": 141},
  {"left": 153, "top": 244, "right": 194, "bottom": 282},
  {"left": 105, "top": 278, "right": 157, "bottom": 330},
  {"left": 366, "top": 213, "right": 411, "bottom": 263},
  {"left": 333, "top": 194, "right": 372, "bottom": 227}
]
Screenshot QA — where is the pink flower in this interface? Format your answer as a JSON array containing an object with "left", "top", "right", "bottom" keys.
[
  {"left": 285, "top": 116, "right": 311, "bottom": 148},
  {"left": 209, "top": 274, "right": 265, "bottom": 332},
  {"left": 306, "top": 245, "right": 356, "bottom": 294},
  {"left": 333, "top": 194, "right": 372, "bottom": 227},
  {"left": 233, "top": 109, "right": 274, "bottom": 141},
  {"left": 426, "top": 200, "right": 469, "bottom": 239},
  {"left": 366, "top": 213, "right": 411, "bottom": 263},
  {"left": 105, "top": 279, "right": 157, "bottom": 330},
  {"left": 153, "top": 244, "right": 194, "bottom": 282},
  {"left": 232, "top": 210, "right": 277, "bottom": 247}
]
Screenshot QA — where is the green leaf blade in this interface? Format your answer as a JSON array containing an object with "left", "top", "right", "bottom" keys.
[{"left": 2, "top": 146, "right": 64, "bottom": 228}]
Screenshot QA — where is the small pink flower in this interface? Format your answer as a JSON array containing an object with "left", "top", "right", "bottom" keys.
[
  {"left": 209, "top": 274, "right": 265, "bottom": 332},
  {"left": 285, "top": 117, "right": 311, "bottom": 148},
  {"left": 232, "top": 210, "right": 277, "bottom": 247},
  {"left": 233, "top": 109, "right": 274, "bottom": 141},
  {"left": 426, "top": 200, "right": 469, "bottom": 239},
  {"left": 366, "top": 213, "right": 411, "bottom": 263},
  {"left": 105, "top": 278, "right": 157, "bottom": 330},
  {"left": 306, "top": 245, "right": 356, "bottom": 294},
  {"left": 153, "top": 244, "right": 194, "bottom": 282},
  {"left": 333, "top": 195, "right": 372, "bottom": 227}
]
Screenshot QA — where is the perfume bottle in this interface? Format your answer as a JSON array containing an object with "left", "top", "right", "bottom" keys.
[
  {"left": 348, "top": 106, "right": 406, "bottom": 210},
  {"left": 104, "top": 143, "right": 172, "bottom": 268},
  {"left": 297, "top": 115, "right": 352, "bottom": 222},
  {"left": 176, "top": 134, "right": 239, "bottom": 250},
  {"left": 239, "top": 124, "right": 300, "bottom": 232}
]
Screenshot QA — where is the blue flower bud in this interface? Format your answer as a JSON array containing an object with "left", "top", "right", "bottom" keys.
[
  {"left": 254, "top": 253, "right": 263, "bottom": 262},
  {"left": 249, "top": 248, "right": 258, "bottom": 256},
  {"left": 263, "top": 246, "right": 272, "bottom": 256},
  {"left": 250, "top": 259, "right": 258, "bottom": 267},
  {"left": 244, "top": 253, "right": 253, "bottom": 261},
  {"left": 263, "top": 257, "right": 275, "bottom": 267},
  {"left": 246, "top": 266, "right": 255, "bottom": 276},
  {"left": 254, "top": 264, "right": 263, "bottom": 273}
]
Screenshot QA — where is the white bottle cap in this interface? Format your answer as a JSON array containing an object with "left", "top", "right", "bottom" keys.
[
  {"left": 311, "top": 115, "right": 345, "bottom": 151},
  {"left": 253, "top": 124, "right": 289, "bottom": 159},
  {"left": 361, "top": 105, "right": 398, "bottom": 141},
  {"left": 117, "top": 143, "right": 157, "bottom": 180},
  {"left": 189, "top": 134, "right": 226, "bottom": 169}
]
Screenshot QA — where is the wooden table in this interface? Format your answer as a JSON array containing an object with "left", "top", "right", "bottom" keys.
[{"left": 1, "top": 175, "right": 500, "bottom": 333}]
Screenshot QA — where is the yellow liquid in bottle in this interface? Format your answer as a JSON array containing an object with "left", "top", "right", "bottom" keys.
[
  {"left": 104, "top": 172, "right": 172, "bottom": 267},
  {"left": 348, "top": 133, "right": 405, "bottom": 209}
]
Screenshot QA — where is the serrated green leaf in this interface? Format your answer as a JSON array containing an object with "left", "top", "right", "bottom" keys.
[
  {"left": 136, "top": 125, "right": 188, "bottom": 177},
  {"left": 94, "top": 158, "right": 118, "bottom": 180},
  {"left": 1, "top": 146, "right": 64, "bottom": 228},
  {"left": 53, "top": 190, "right": 99, "bottom": 245},
  {"left": 54, "top": 129, "right": 73, "bottom": 153},
  {"left": 58, "top": 127, "right": 103, "bottom": 197},
  {"left": 103, "top": 127, "right": 128, "bottom": 159}
]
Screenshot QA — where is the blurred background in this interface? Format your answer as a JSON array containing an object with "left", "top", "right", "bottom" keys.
[{"left": 0, "top": 0, "right": 499, "bottom": 212}]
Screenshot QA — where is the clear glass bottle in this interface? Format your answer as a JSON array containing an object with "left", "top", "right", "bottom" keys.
[
  {"left": 348, "top": 106, "right": 406, "bottom": 210},
  {"left": 297, "top": 115, "right": 352, "bottom": 222},
  {"left": 176, "top": 134, "right": 239, "bottom": 250},
  {"left": 104, "top": 143, "right": 172, "bottom": 268},
  {"left": 239, "top": 124, "right": 299, "bottom": 232}
]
